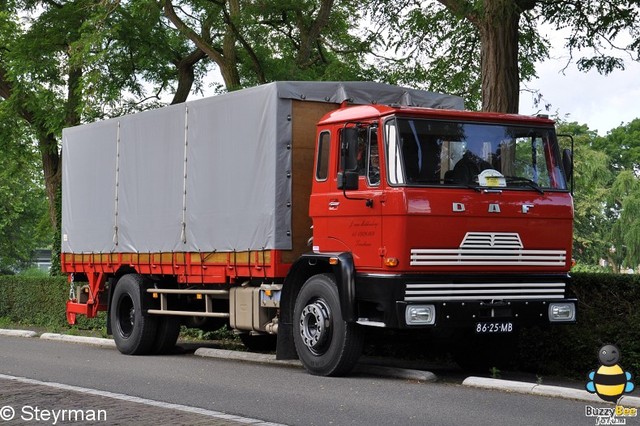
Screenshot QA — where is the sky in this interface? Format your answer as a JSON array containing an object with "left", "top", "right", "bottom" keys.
[{"left": 518, "top": 32, "right": 640, "bottom": 136}]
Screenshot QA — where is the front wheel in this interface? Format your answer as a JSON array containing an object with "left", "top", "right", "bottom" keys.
[{"left": 293, "top": 274, "right": 363, "bottom": 376}]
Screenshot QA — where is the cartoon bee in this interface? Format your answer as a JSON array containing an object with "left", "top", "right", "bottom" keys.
[{"left": 586, "top": 344, "right": 635, "bottom": 403}]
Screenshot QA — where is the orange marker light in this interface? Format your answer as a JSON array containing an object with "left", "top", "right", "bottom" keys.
[
  {"left": 329, "top": 257, "right": 339, "bottom": 265},
  {"left": 384, "top": 257, "right": 399, "bottom": 267}
]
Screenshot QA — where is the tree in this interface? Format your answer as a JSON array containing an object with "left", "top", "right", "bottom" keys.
[
  {"left": 0, "top": 107, "right": 51, "bottom": 273},
  {"left": 557, "top": 122, "right": 612, "bottom": 267},
  {"left": 163, "top": 0, "right": 374, "bottom": 91},
  {"left": 0, "top": 1, "right": 212, "bottom": 260},
  {"left": 610, "top": 171, "right": 640, "bottom": 270},
  {"left": 368, "top": 1, "right": 640, "bottom": 113},
  {"left": 560, "top": 120, "right": 640, "bottom": 272},
  {"left": 592, "top": 118, "right": 640, "bottom": 174}
]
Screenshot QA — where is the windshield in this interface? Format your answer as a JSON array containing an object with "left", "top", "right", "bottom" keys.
[{"left": 384, "top": 118, "right": 567, "bottom": 190}]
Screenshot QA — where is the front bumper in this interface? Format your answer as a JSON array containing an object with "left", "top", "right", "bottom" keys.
[{"left": 354, "top": 273, "right": 576, "bottom": 329}]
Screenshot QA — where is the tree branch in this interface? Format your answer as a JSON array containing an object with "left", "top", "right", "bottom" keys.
[
  {"left": 436, "top": 0, "right": 480, "bottom": 27},
  {"left": 163, "top": 0, "right": 225, "bottom": 65}
]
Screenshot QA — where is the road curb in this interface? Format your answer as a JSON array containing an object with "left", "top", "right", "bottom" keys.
[
  {"left": 194, "top": 348, "right": 436, "bottom": 381},
  {"left": 0, "top": 329, "right": 38, "bottom": 338},
  {"left": 355, "top": 364, "right": 437, "bottom": 382},
  {"left": 463, "top": 376, "right": 640, "bottom": 407},
  {"left": 195, "top": 347, "right": 302, "bottom": 368},
  {"left": 40, "top": 333, "right": 116, "bottom": 348}
]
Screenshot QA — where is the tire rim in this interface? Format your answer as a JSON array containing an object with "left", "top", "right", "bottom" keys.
[
  {"left": 299, "top": 298, "right": 332, "bottom": 355},
  {"left": 116, "top": 295, "right": 135, "bottom": 338}
]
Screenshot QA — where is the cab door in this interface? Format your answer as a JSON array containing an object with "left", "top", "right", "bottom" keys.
[{"left": 310, "top": 125, "right": 383, "bottom": 269}]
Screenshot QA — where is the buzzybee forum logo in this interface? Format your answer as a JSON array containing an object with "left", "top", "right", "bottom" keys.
[{"left": 586, "top": 344, "right": 635, "bottom": 402}]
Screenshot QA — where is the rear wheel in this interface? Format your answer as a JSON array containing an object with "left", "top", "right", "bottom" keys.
[
  {"left": 293, "top": 274, "right": 363, "bottom": 376},
  {"left": 111, "top": 274, "right": 158, "bottom": 355},
  {"left": 152, "top": 316, "right": 181, "bottom": 355}
]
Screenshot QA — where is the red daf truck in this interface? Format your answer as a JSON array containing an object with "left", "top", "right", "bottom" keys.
[{"left": 61, "top": 81, "right": 575, "bottom": 376}]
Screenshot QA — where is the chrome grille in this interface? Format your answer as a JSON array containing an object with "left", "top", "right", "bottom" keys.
[
  {"left": 404, "top": 282, "right": 566, "bottom": 302},
  {"left": 410, "top": 232, "right": 566, "bottom": 267}
]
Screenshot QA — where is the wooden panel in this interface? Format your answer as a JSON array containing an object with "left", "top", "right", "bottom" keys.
[{"left": 284, "top": 100, "right": 339, "bottom": 263}]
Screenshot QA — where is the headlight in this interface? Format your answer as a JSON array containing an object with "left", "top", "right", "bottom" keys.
[
  {"left": 405, "top": 305, "right": 436, "bottom": 325},
  {"left": 549, "top": 302, "right": 576, "bottom": 322}
]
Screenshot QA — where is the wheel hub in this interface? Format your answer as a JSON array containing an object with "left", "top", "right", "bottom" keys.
[{"left": 299, "top": 299, "right": 332, "bottom": 354}]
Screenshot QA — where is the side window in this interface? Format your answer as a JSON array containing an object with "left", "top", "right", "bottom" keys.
[
  {"left": 367, "top": 129, "right": 380, "bottom": 186},
  {"left": 354, "top": 127, "right": 380, "bottom": 186},
  {"left": 315, "top": 131, "right": 331, "bottom": 181},
  {"left": 356, "top": 128, "right": 367, "bottom": 176}
]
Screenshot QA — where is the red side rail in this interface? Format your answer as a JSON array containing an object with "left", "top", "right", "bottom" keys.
[{"left": 61, "top": 250, "right": 291, "bottom": 324}]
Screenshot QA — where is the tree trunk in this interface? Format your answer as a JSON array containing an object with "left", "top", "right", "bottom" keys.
[
  {"left": 171, "top": 49, "right": 207, "bottom": 104},
  {"left": 478, "top": 0, "right": 521, "bottom": 113},
  {"left": 39, "top": 133, "right": 61, "bottom": 231},
  {"left": 164, "top": 0, "right": 241, "bottom": 91}
]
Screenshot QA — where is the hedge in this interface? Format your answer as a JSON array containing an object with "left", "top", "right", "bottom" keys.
[
  {"left": 518, "top": 272, "right": 640, "bottom": 380},
  {"left": 0, "top": 275, "right": 104, "bottom": 331},
  {"left": 0, "top": 272, "right": 639, "bottom": 379}
]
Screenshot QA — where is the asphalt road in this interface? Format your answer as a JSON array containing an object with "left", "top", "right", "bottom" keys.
[{"left": 0, "top": 335, "right": 615, "bottom": 425}]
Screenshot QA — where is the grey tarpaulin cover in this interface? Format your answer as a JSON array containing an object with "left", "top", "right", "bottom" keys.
[{"left": 62, "top": 81, "right": 463, "bottom": 254}]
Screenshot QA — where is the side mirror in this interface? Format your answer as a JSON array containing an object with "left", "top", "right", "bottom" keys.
[
  {"left": 337, "top": 171, "right": 359, "bottom": 190},
  {"left": 338, "top": 127, "right": 359, "bottom": 190},
  {"left": 557, "top": 133, "right": 574, "bottom": 194},
  {"left": 341, "top": 127, "right": 359, "bottom": 171},
  {"left": 562, "top": 148, "right": 573, "bottom": 183}
]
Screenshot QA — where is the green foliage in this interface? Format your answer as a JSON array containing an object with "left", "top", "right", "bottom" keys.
[
  {"left": 557, "top": 119, "right": 640, "bottom": 271},
  {"left": 0, "top": 107, "right": 51, "bottom": 273},
  {"left": 0, "top": 275, "right": 68, "bottom": 329},
  {"left": 594, "top": 119, "right": 640, "bottom": 173},
  {"left": 0, "top": 275, "right": 104, "bottom": 331},
  {"left": 164, "top": 0, "right": 374, "bottom": 89}
]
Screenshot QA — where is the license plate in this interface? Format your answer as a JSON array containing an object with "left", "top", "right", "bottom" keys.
[{"left": 475, "top": 322, "right": 513, "bottom": 334}]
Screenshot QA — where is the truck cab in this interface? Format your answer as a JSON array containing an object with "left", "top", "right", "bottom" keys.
[{"left": 294, "top": 104, "right": 575, "bottom": 370}]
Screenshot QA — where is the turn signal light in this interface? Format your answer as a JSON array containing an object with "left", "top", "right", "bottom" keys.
[
  {"left": 329, "top": 257, "right": 339, "bottom": 265},
  {"left": 384, "top": 257, "right": 399, "bottom": 267}
]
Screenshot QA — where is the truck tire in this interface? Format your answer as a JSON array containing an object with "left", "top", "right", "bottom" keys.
[
  {"left": 151, "top": 317, "right": 181, "bottom": 355},
  {"left": 293, "top": 274, "right": 363, "bottom": 376},
  {"left": 111, "top": 274, "right": 158, "bottom": 355}
]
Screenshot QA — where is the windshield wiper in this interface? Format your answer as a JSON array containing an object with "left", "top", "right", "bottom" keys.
[
  {"left": 504, "top": 176, "right": 545, "bottom": 195},
  {"left": 413, "top": 177, "right": 482, "bottom": 192}
]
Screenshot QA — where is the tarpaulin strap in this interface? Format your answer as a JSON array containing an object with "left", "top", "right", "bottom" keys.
[
  {"left": 232, "top": 250, "right": 238, "bottom": 279},
  {"left": 199, "top": 250, "right": 204, "bottom": 284},
  {"left": 261, "top": 248, "right": 267, "bottom": 280}
]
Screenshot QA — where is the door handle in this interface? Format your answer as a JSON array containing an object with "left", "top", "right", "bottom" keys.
[{"left": 328, "top": 201, "right": 340, "bottom": 209}]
